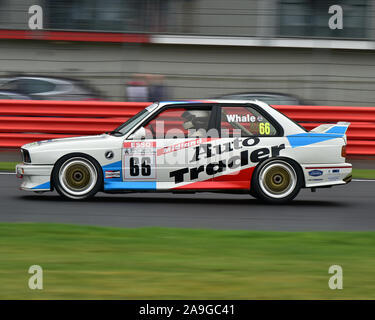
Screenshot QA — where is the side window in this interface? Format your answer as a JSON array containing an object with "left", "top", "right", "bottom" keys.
[
  {"left": 0, "top": 80, "right": 19, "bottom": 91},
  {"left": 18, "top": 79, "right": 56, "bottom": 94},
  {"left": 142, "top": 107, "right": 212, "bottom": 139},
  {"left": 221, "top": 105, "right": 278, "bottom": 137}
]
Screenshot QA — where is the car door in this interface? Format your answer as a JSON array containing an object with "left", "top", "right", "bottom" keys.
[
  {"left": 213, "top": 103, "right": 284, "bottom": 189},
  {"left": 123, "top": 104, "right": 217, "bottom": 190}
]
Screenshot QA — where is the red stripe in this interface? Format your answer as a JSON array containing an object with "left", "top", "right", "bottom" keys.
[
  {"left": 0, "top": 29, "right": 150, "bottom": 43},
  {"left": 173, "top": 166, "right": 255, "bottom": 190}
]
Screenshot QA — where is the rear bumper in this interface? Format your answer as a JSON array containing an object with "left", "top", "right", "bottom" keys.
[
  {"left": 302, "top": 163, "right": 352, "bottom": 188},
  {"left": 16, "top": 163, "right": 53, "bottom": 191}
]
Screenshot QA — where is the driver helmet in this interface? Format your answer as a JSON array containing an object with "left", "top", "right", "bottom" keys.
[{"left": 182, "top": 110, "right": 210, "bottom": 130}]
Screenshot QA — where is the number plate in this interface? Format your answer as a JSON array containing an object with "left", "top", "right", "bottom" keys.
[{"left": 123, "top": 141, "right": 157, "bottom": 180}]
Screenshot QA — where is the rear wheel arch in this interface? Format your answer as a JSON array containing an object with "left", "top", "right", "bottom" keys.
[
  {"left": 269, "top": 156, "right": 304, "bottom": 185},
  {"left": 250, "top": 156, "right": 305, "bottom": 203}
]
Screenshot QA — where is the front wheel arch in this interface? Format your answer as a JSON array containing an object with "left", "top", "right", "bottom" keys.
[{"left": 51, "top": 152, "right": 104, "bottom": 200}]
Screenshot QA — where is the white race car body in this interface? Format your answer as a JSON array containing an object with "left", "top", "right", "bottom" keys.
[{"left": 16, "top": 100, "right": 352, "bottom": 201}]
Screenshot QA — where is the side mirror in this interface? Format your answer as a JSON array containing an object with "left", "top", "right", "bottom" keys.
[{"left": 128, "top": 127, "right": 146, "bottom": 140}]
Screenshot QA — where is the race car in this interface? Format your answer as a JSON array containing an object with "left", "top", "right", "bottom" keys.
[{"left": 16, "top": 100, "right": 352, "bottom": 203}]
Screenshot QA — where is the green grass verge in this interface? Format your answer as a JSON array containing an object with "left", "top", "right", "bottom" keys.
[
  {"left": 0, "top": 161, "right": 18, "bottom": 172},
  {"left": 352, "top": 169, "right": 375, "bottom": 180},
  {"left": 1, "top": 223, "right": 375, "bottom": 299}
]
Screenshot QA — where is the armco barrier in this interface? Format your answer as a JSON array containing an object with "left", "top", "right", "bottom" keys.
[{"left": 0, "top": 100, "right": 375, "bottom": 155}]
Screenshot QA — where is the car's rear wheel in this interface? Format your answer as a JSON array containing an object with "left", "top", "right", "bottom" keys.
[
  {"left": 251, "top": 158, "right": 303, "bottom": 203},
  {"left": 52, "top": 154, "right": 102, "bottom": 200}
]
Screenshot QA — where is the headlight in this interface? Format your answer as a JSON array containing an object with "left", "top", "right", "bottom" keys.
[
  {"left": 21, "top": 149, "right": 31, "bottom": 163},
  {"left": 16, "top": 166, "right": 24, "bottom": 178}
]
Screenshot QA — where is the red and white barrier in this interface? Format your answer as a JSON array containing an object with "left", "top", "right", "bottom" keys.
[{"left": 0, "top": 100, "right": 374, "bottom": 155}]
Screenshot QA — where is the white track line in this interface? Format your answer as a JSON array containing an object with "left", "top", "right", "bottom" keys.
[{"left": 0, "top": 172, "right": 15, "bottom": 175}]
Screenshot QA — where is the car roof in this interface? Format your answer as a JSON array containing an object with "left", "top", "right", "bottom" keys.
[
  {"left": 0, "top": 74, "right": 80, "bottom": 82},
  {"left": 158, "top": 99, "right": 260, "bottom": 106},
  {"left": 0, "top": 76, "right": 90, "bottom": 88},
  {"left": 218, "top": 92, "right": 299, "bottom": 98},
  {"left": 152, "top": 100, "right": 306, "bottom": 136},
  {"left": 7, "top": 76, "right": 70, "bottom": 85}
]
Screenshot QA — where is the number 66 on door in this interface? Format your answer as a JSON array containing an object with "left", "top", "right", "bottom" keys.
[{"left": 123, "top": 142, "right": 156, "bottom": 180}]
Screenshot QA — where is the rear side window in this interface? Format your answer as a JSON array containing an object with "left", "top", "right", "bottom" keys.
[
  {"left": 221, "top": 105, "right": 278, "bottom": 137},
  {"left": 17, "top": 79, "right": 56, "bottom": 94}
]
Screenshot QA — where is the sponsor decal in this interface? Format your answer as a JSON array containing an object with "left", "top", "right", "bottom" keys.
[
  {"left": 157, "top": 138, "right": 205, "bottom": 156},
  {"left": 105, "top": 170, "right": 121, "bottom": 179},
  {"left": 308, "top": 170, "right": 323, "bottom": 177},
  {"left": 226, "top": 114, "right": 261, "bottom": 123},
  {"left": 332, "top": 169, "right": 340, "bottom": 173},
  {"left": 328, "top": 177, "right": 340, "bottom": 181},
  {"left": 169, "top": 137, "right": 285, "bottom": 184},
  {"left": 105, "top": 150, "right": 114, "bottom": 159},
  {"left": 124, "top": 141, "right": 156, "bottom": 152},
  {"left": 123, "top": 141, "right": 156, "bottom": 180}
]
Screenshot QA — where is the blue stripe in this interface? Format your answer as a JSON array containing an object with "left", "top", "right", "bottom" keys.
[
  {"left": 104, "top": 181, "right": 156, "bottom": 190},
  {"left": 325, "top": 126, "right": 348, "bottom": 134},
  {"left": 102, "top": 161, "right": 122, "bottom": 170},
  {"left": 32, "top": 181, "right": 50, "bottom": 190},
  {"left": 287, "top": 133, "right": 344, "bottom": 148},
  {"left": 102, "top": 161, "right": 157, "bottom": 190}
]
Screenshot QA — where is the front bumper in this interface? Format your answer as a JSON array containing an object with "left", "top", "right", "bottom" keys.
[
  {"left": 302, "top": 163, "right": 352, "bottom": 188},
  {"left": 16, "top": 163, "right": 53, "bottom": 191}
]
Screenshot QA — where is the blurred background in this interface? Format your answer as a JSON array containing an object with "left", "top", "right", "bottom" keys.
[{"left": 0, "top": 0, "right": 373, "bottom": 105}]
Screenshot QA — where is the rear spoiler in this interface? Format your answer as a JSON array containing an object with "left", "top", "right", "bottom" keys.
[
  {"left": 310, "top": 122, "right": 350, "bottom": 143},
  {"left": 310, "top": 122, "right": 350, "bottom": 134}
]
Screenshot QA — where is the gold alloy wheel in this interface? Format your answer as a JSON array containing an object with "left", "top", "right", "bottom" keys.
[
  {"left": 259, "top": 161, "right": 297, "bottom": 199},
  {"left": 59, "top": 158, "right": 97, "bottom": 197}
]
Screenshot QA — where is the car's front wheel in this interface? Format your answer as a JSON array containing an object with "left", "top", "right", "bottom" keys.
[
  {"left": 251, "top": 158, "right": 303, "bottom": 203},
  {"left": 52, "top": 154, "right": 102, "bottom": 200}
]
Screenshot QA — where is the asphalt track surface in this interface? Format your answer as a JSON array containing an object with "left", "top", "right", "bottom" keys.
[{"left": 0, "top": 174, "right": 374, "bottom": 231}]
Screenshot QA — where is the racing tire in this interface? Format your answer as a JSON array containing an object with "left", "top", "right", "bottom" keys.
[
  {"left": 52, "top": 153, "right": 103, "bottom": 200},
  {"left": 251, "top": 158, "right": 303, "bottom": 204}
]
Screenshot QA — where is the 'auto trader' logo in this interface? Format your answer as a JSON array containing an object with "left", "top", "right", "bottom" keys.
[
  {"left": 308, "top": 170, "right": 323, "bottom": 177},
  {"left": 169, "top": 138, "right": 286, "bottom": 184}
]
